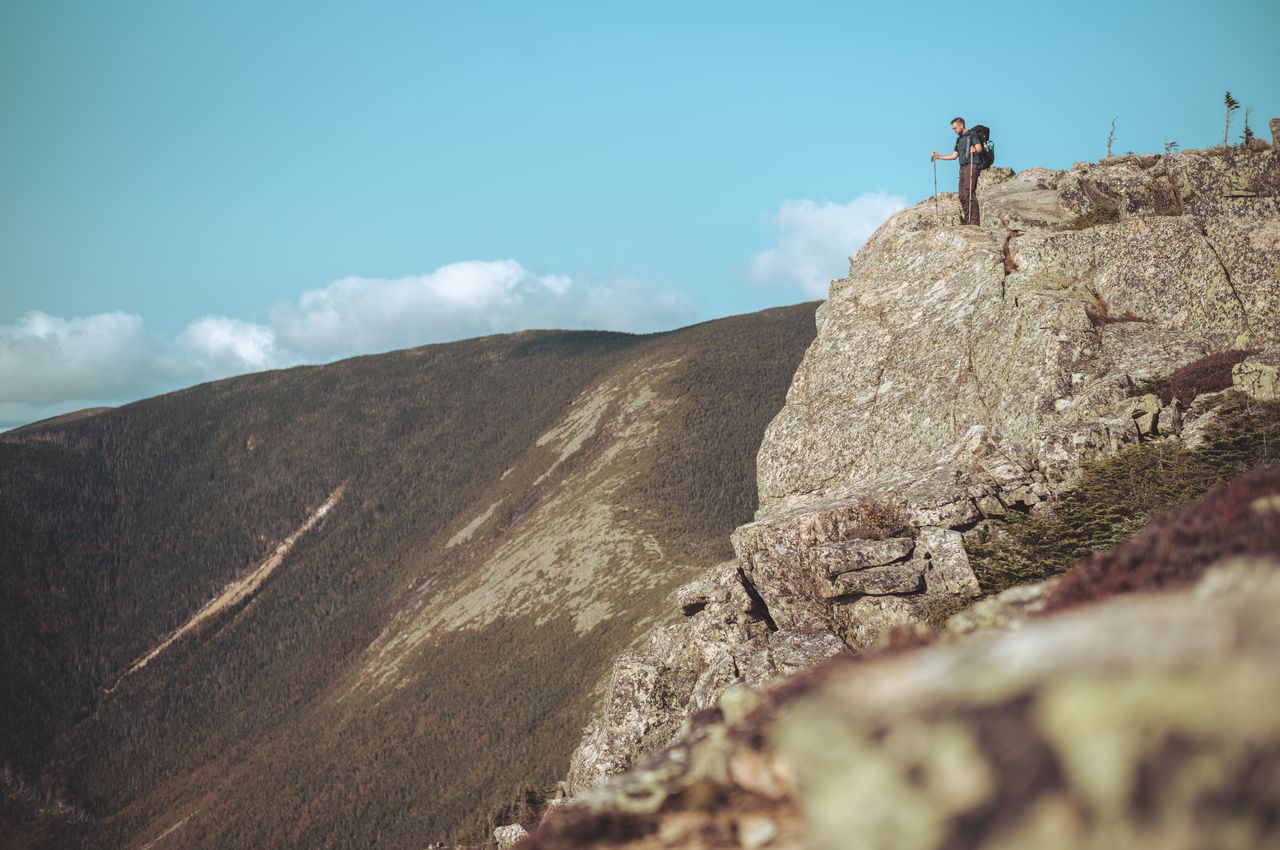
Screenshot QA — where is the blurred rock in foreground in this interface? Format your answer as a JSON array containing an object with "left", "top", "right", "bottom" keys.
[{"left": 528, "top": 558, "right": 1280, "bottom": 850}]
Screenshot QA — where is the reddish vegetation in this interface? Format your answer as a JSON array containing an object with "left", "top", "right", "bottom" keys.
[
  {"left": 1084, "top": 296, "right": 1144, "bottom": 327},
  {"left": 1156, "top": 349, "right": 1253, "bottom": 404},
  {"left": 1044, "top": 465, "right": 1280, "bottom": 613},
  {"left": 1002, "top": 230, "right": 1022, "bottom": 273}
]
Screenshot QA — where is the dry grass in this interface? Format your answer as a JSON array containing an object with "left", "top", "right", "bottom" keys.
[
  {"left": 1044, "top": 464, "right": 1280, "bottom": 613},
  {"left": 1084, "top": 295, "right": 1145, "bottom": 327},
  {"left": 968, "top": 394, "right": 1280, "bottom": 595},
  {"left": 1134, "top": 349, "right": 1255, "bottom": 405}
]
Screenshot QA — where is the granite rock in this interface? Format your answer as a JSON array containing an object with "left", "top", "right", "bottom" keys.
[
  {"left": 493, "top": 824, "right": 529, "bottom": 849},
  {"left": 564, "top": 562, "right": 849, "bottom": 793},
  {"left": 945, "top": 576, "right": 1060, "bottom": 635},
  {"left": 760, "top": 147, "right": 1278, "bottom": 514},
  {"left": 1233, "top": 353, "right": 1279, "bottom": 401},
  {"left": 531, "top": 563, "right": 1280, "bottom": 850}
]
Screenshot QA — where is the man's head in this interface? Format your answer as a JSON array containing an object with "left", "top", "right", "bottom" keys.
[{"left": 951, "top": 117, "right": 966, "bottom": 135}]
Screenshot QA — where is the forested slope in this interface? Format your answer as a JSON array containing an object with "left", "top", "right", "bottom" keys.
[{"left": 0, "top": 303, "right": 817, "bottom": 849}]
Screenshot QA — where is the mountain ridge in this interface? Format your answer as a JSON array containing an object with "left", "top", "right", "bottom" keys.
[{"left": 1, "top": 305, "right": 818, "bottom": 848}]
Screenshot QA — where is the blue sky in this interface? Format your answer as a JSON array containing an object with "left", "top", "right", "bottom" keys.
[{"left": 2, "top": 0, "right": 1277, "bottom": 427}]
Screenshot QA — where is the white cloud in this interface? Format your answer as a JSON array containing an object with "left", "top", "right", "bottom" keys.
[
  {"left": 0, "top": 310, "right": 292, "bottom": 429},
  {"left": 270, "top": 260, "right": 694, "bottom": 358},
  {"left": 0, "top": 311, "right": 156, "bottom": 403},
  {"left": 749, "top": 193, "right": 908, "bottom": 297},
  {"left": 1, "top": 261, "right": 696, "bottom": 430},
  {"left": 173, "top": 316, "right": 288, "bottom": 374}
]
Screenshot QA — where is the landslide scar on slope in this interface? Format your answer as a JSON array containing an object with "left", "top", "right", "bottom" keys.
[
  {"left": 104, "top": 483, "right": 346, "bottom": 693},
  {"left": 355, "top": 360, "right": 686, "bottom": 692}
]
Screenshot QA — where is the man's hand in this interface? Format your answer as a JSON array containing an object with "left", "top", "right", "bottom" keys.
[
  {"left": 931, "top": 151, "right": 939, "bottom": 160},
  {"left": 971, "top": 143, "right": 983, "bottom": 154}
]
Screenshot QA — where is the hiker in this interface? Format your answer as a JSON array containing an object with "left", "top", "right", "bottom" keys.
[{"left": 932, "top": 117, "right": 985, "bottom": 226}]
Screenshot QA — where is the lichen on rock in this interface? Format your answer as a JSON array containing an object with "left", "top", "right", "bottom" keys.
[
  {"left": 556, "top": 144, "right": 1280, "bottom": 823},
  {"left": 564, "top": 562, "right": 849, "bottom": 795},
  {"left": 531, "top": 562, "right": 1280, "bottom": 850}
]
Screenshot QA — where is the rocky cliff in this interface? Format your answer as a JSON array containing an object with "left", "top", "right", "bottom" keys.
[
  {"left": 738, "top": 145, "right": 1278, "bottom": 649},
  {"left": 535, "top": 555, "right": 1280, "bottom": 850},
  {"left": 550, "top": 141, "right": 1280, "bottom": 845}
]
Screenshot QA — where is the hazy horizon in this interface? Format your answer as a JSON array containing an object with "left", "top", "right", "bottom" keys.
[{"left": 4, "top": 0, "right": 1277, "bottom": 428}]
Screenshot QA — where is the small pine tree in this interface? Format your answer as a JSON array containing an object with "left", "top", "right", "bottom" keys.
[
  {"left": 1223, "top": 91, "right": 1240, "bottom": 147},
  {"left": 1164, "top": 140, "right": 1180, "bottom": 155},
  {"left": 1106, "top": 117, "right": 1117, "bottom": 157},
  {"left": 1242, "top": 106, "right": 1255, "bottom": 145}
]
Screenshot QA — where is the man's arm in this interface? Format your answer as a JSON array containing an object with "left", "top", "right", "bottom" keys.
[{"left": 932, "top": 151, "right": 959, "bottom": 161}]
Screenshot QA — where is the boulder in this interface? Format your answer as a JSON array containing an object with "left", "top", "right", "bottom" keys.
[
  {"left": 1157, "top": 399, "right": 1183, "bottom": 436},
  {"left": 532, "top": 563, "right": 1280, "bottom": 850},
  {"left": 945, "top": 576, "right": 1059, "bottom": 635},
  {"left": 807, "top": 537, "right": 914, "bottom": 577},
  {"left": 772, "top": 564, "right": 1280, "bottom": 850},
  {"left": 1179, "top": 390, "right": 1226, "bottom": 448},
  {"left": 766, "top": 630, "right": 848, "bottom": 677},
  {"left": 918, "top": 526, "right": 979, "bottom": 598},
  {"left": 564, "top": 562, "right": 849, "bottom": 793},
  {"left": 825, "top": 563, "right": 924, "bottom": 597},
  {"left": 493, "top": 823, "right": 528, "bottom": 849},
  {"left": 1233, "top": 355, "right": 1279, "bottom": 401}
]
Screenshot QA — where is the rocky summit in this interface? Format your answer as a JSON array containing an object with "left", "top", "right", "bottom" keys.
[
  {"left": 547, "top": 141, "right": 1280, "bottom": 848},
  {"left": 740, "top": 145, "right": 1279, "bottom": 651}
]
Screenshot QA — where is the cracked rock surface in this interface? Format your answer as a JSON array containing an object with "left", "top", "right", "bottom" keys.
[
  {"left": 560, "top": 145, "right": 1280, "bottom": 802},
  {"left": 531, "top": 562, "right": 1280, "bottom": 850},
  {"left": 759, "top": 147, "right": 1279, "bottom": 514},
  {"left": 564, "top": 562, "right": 849, "bottom": 795},
  {"left": 732, "top": 145, "right": 1280, "bottom": 651}
]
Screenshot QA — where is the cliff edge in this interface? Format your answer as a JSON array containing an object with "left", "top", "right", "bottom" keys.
[
  {"left": 737, "top": 145, "right": 1278, "bottom": 648},
  {"left": 553, "top": 141, "right": 1280, "bottom": 838}
]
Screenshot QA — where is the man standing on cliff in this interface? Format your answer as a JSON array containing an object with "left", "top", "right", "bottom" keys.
[{"left": 932, "top": 117, "right": 984, "bottom": 225}]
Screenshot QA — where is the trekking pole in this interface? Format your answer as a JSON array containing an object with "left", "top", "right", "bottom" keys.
[
  {"left": 932, "top": 156, "right": 939, "bottom": 224},
  {"left": 967, "top": 135, "right": 978, "bottom": 225}
]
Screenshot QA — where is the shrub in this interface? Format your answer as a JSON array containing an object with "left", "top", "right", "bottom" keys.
[
  {"left": 1155, "top": 349, "right": 1253, "bottom": 405},
  {"left": 1044, "top": 463, "right": 1280, "bottom": 612},
  {"left": 968, "top": 395, "right": 1280, "bottom": 595},
  {"left": 1084, "top": 296, "right": 1144, "bottom": 327}
]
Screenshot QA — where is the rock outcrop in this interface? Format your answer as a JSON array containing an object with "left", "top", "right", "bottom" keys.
[
  {"left": 1234, "top": 353, "right": 1279, "bottom": 401},
  {"left": 494, "top": 824, "right": 530, "bottom": 849},
  {"left": 738, "top": 145, "right": 1280, "bottom": 651},
  {"left": 943, "top": 576, "right": 1059, "bottom": 635},
  {"left": 560, "top": 143, "right": 1280, "bottom": 803},
  {"left": 565, "top": 562, "right": 849, "bottom": 795},
  {"left": 531, "top": 560, "right": 1280, "bottom": 850}
]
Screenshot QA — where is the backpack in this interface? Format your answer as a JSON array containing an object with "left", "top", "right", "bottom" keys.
[{"left": 970, "top": 125, "right": 996, "bottom": 170}]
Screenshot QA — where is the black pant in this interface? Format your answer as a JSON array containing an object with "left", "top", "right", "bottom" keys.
[{"left": 959, "top": 164, "right": 980, "bottom": 225}]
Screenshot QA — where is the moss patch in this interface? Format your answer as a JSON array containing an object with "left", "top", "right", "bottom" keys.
[
  {"left": 1044, "top": 464, "right": 1280, "bottom": 613},
  {"left": 969, "top": 394, "right": 1280, "bottom": 595}
]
